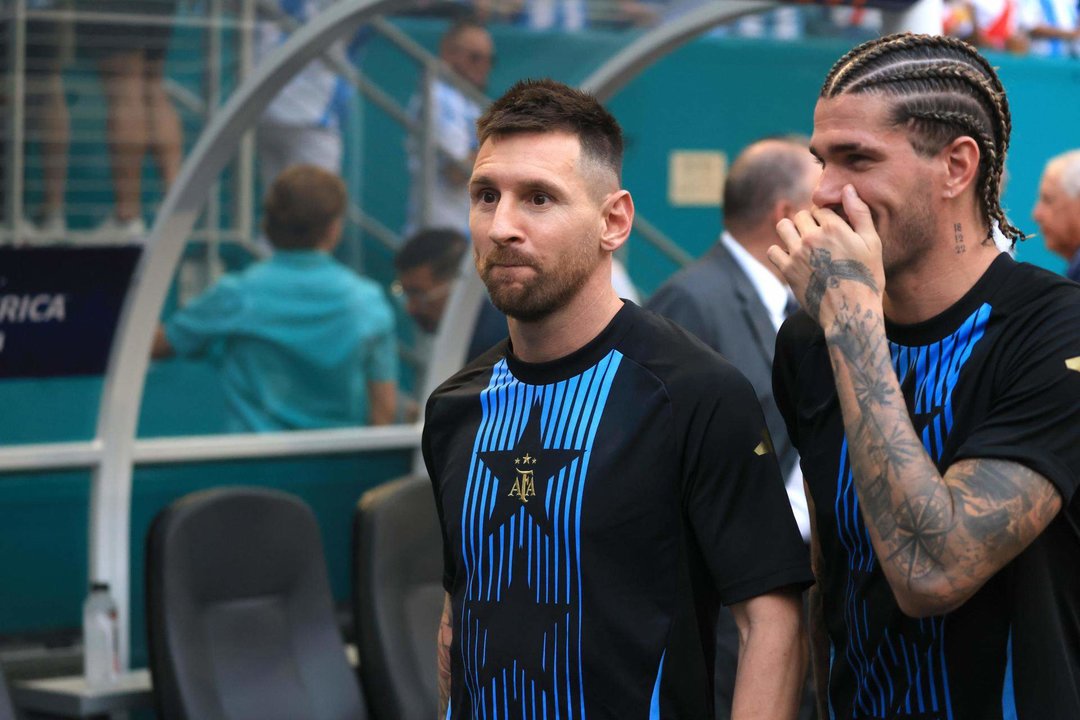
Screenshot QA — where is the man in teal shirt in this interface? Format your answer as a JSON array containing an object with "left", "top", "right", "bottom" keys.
[{"left": 153, "top": 164, "right": 398, "bottom": 431}]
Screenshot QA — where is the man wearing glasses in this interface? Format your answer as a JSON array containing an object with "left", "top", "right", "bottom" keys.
[
  {"left": 393, "top": 227, "right": 508, "bottom": 367},
  {"left": 404, "top": 18, "right": 495, "bottom": 236}
]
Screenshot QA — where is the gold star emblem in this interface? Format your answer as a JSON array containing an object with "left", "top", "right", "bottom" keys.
[{"left": 1066, "top": 356, "right": 1080, "bottom": 373}]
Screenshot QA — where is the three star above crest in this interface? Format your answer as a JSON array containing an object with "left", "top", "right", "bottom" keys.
[{"left": 477, "top": 401, "right": 582, "bottom": 538}]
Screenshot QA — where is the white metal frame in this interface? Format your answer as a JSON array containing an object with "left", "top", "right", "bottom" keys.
[{"left": 36, "top": 0, "right": 416, "bottom": 667}]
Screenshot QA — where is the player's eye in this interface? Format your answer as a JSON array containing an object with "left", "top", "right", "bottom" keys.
[{"left": 531, "top": 193, "right": 551, "bottom": 206}]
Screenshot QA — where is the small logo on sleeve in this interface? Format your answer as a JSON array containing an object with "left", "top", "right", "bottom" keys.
[{"left": 1066, "top": 356, "right": 1080, "bottom": 373}]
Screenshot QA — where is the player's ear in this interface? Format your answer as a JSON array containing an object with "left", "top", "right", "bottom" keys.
[
  {"left": 941, "top": 135, "right": 980, "bottom": 201},
  {"left": 599, "top": 190, "right": 633, "bottom": 253}
]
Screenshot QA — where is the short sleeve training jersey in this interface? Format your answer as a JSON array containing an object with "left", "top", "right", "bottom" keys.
[
  {"left": 773, "top": 254, "right": 1080, "bottom": 720},
  {"left": 423, "top": 301, "right": 812, "bottom": 720}
]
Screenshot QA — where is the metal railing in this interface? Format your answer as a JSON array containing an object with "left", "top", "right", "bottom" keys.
[{"left": 1, "top": 1, "right": 256, "bottom": 252}]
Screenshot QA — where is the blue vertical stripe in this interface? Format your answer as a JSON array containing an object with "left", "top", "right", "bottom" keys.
[
  {"left": 1002, "top": 629, "right": 1017, "bottom": 720},
  {"left": 828, "top": 643, "right": 838, "bottom": 720},
  {"left": 503, "top": 668, "right": 510, "bottom": 718},
  {"left": 455, "top": 351, "right": 624, "bottom": 717},
  {"left": 940, "top": 619, "right": 954, "bottom": 720},
  {"left": 497, "top": 526, "right": 506, "bottom": 601}
]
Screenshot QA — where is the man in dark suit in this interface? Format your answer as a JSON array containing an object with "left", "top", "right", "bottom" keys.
[{"left": 647, "top": 137, "right": 819, "bottom": 720}]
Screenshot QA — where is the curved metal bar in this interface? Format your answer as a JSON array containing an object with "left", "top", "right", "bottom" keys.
[
  {"left": 581, "top": 1, "right": 779, "bottom": 101},
  {"left": 134, "top": 425, "right": 422, "bottom": 464},
  {"left": 92, "top": 0, "right": 408, "bottom": 667},
  {"left": 0, "top": 427, "right": 422, "bottom": 472},
  {"left": 0, "top": 441, "right": 104, "bottom": 473}
]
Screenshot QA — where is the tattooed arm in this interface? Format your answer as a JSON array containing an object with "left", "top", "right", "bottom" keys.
[
  {"left": 768, "top": 185, "right": 1062, "bottom": 617},
  {"left": 438, "top": 592, "right": 452, "bottom": 719},
  {"left": 822, "top": 299, "right": 1060, "bottom": 615}
]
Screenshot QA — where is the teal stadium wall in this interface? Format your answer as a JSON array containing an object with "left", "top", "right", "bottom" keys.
[{"left": 2, "top": 18, "right": 1077, "bottom": 665}]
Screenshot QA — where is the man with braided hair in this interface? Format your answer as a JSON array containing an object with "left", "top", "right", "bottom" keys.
[{"left": 770, "top": 33, "right": 1080, "bottom": 720}]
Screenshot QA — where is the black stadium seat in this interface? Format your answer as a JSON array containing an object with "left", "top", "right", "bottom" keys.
[
  {"left": 146, "top": 487, "right": 368, "bottom": 720},
  {"left": 353, "top": 475, "right": 443, "bottom": 720}
]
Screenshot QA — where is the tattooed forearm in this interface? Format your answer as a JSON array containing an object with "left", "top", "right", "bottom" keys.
[
  {"left": 944, "top": 459, "right": 1061, "bottom": 565},
  {"left": 827, "top": 301, "right": 948, "bottom": 582},
  {"left": 804, "top": 248, "right": 881, "bottom": 322},
  {"left": 823, "top": 300, "right": 1062, "bottom": 615}
]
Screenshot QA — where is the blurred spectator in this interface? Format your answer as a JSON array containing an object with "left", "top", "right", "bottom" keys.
[
  {"left": 1033, "top": 150, "right": 1080, "bottom": 281},
  {"left": 1018, "top": 0, "right": 1080, "bottom": 57},
  {"left": 709, "top": 5, "right": 805, "bottom": 40},
  {"left": 0, "top": 0, "right": 73, "bottom": 241},
  {"left": 817, "top": 4, "right": 883, "bottom": 39},
  {"left": 492, "top": 0, "right": 658, "bottom": 30},
  {"left": 945, "top": 0, "right": 1027, "bottom": 52},
  {"left": 394, "top": 227, "right": 507, "bottom": 362},
  {"left": 255, "top": 0, "right": 366, "bottom": 191},
  {"left": 404, "top": 19, "right": 493, "bottom": 236},
  {"left": 153, "top": 165, "right": 399, "bottom": 430},
  {"left": 518, "top": 0, "right": 587, "bottom": 29},
  {"left": 80, "top": 0, "right": 184, "bottom": 242}
]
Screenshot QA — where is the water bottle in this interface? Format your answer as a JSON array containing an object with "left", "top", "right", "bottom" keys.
[{"left": 83, "top": 582, "right": 120, "bottom": 689}]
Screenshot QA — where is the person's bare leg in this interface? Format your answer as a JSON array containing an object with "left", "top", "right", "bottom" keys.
[
  {"left": 99, "top": 50, "right": 147, "bottom": 221},
  {"left": 37, "top": 69, "right": 69, "bottom": 215},
  {"left": 144, "top": 57, "right": 182, "bottom": 190}
]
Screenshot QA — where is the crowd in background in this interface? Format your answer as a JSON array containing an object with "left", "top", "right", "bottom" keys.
[
  {"left": 944, "top": 0, "right": 1079, "bottom": 56},
  {"left": 2, "top": 0, "right": 1079, "bottom": 434},
  {"left": 453, "top": 0, "right": 1080, "bottom": 57}
]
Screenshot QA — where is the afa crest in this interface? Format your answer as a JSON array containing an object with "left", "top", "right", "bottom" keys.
[{"left": 509, "top": 453, "right": 537, "bottom": 503}]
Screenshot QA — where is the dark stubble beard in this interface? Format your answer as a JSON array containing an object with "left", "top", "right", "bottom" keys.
[
  {"left": 880, "top": 185, "right": 939, "bottom": 281},
  {"left": 476, "top": 236, "right": 600, "bottom": 323}
]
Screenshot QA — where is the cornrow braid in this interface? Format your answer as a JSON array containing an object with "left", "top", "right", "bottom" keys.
[{"left": 821, "top": 33, "right": 1024, "bottom": 244}]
